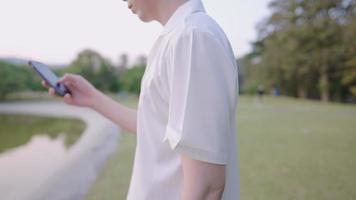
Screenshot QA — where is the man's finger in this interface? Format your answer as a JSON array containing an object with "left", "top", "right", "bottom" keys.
[
  {"left": 42, "top": 80, "right": 50, "bottom": 88},
  {"left": 64, "top": 82, "right": 75, "bottom": 91},
  {"left": 49, "top": 88, "right": 56, "bottom": 96},
  {"left": 63, "top": 93, "right": 73, "bottom": 104},
  {"left": 57, "top": 73, "right": 77, "bottom": 84}
]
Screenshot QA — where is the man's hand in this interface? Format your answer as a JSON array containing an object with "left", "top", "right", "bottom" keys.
[
  {"left": 181, "top": 155, "right": 226, "bottom": 200},
  {"left": 42, "top": 73, "right": 138, "bottom": 134},
  {"left": 42, "top": 73, "right": 100, "bottom": 108}
]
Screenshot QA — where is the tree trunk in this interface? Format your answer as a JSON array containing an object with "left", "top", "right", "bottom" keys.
[
  {"left": 297, "top": 86, "right": 307, "bottom": 99},
  {"left": 319, "top": 67, "right": 329, "bottom": 102},
  {"left": 296, "top": 71, "right": 307, "bottom": 99}
]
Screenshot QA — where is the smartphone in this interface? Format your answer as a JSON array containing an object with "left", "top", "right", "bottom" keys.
[{"left": 28, "top": 60, "right": 71, "bottom": 97}]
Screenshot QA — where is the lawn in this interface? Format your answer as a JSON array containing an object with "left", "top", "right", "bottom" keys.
[{"left": 85, "top": 94, "right": 356, "bottom": 200}]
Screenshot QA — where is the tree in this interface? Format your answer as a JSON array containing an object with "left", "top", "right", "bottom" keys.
[
  {"left": 0, "top": 61, "right": 30, "bottom": 99},
  {"left": 253, "top": 0, "right": 355, "bottom": 102},
  {"left": 118, "top": 64, "right": 145, "bottom": 95},
  {"left": 63, "top": 49, "right": 121, "bottom": 93},
  {"left": 340, "top": 3, "right": 356, "bottom": 101}
]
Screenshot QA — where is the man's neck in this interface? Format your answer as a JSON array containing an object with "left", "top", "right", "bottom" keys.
[{"left": 156, "top": 0, "right": 189, "bottom": 25}]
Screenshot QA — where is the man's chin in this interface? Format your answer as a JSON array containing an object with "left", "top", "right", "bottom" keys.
[{"left": 137, "top": 13, "right": 154, "bottom": 23}]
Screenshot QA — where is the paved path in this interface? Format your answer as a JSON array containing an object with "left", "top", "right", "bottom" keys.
[{"left": 0, "top": 101, "right": 121, "bottom": 200}]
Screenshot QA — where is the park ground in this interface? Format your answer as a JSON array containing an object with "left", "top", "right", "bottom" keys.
[
  {"left": 84, "top": 94, "right": 356, "bottom": 200},
  {"left": 1, "top": 93, "right": 355, "bottom": 199}
]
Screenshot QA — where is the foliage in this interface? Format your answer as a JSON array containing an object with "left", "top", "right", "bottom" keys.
[
  {"left": 0, "top": 49, "right": 146, "bottom": 100},
  {"left": 0, "top": 61, "right": 44, "bottom": 99},
  {"left": 118, "top": 64, "right": 145, "bottom": 95},
  {"left": 240, "top": 0, "right": 356, "bottom": 102}
]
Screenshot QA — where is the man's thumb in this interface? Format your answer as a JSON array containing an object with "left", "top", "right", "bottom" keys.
[{"left": 63, "top": 93, "right": 73, "bottom": 104}]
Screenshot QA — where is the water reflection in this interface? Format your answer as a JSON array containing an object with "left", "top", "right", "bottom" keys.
[
  {"left": 0, "top": 115, "right": 84, "bottom": 153},
  {"left": 0, "top": 135, "right": 68, "bottom": 197},
  {"left": 0, "top": 101, "right": 119, "bottom": 200},
  {"left": 0, "top": 115, "right": 85, "bottom": 200}
]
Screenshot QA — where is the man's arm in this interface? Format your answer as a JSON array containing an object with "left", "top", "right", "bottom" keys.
[
  {"left": 45, "top": 74, "right": 137, "bottom": 134},
  {"left": 91, "top": 92, "right": 137, "bottom": 134},
  {"left": 181, "top": 155, "right": 226, "bottom": 200}
]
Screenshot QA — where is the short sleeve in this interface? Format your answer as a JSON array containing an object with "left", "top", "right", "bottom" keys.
[{"left": 162, "top": 28, "right": 237, "bottom": 165}]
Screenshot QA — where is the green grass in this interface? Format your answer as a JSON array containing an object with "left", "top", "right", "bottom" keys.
[
  {"left": 84, "top": 94, "right": 137, "bottom": 200},
  {"left": 85, "top": 94, "right": 356, "bottom": 200},
  {"left": 237, "top": 96, "right": 356, "bottom": 200}
]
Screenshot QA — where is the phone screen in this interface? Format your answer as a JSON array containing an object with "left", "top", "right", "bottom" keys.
[
  {"left": 28, "top": 60, "right": 70, "bottom": 96},
  {"left": 31, "top": 61, "right": 59, "bottom": 86}
]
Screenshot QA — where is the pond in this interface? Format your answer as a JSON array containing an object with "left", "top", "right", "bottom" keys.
[{"left": 0, "top": 114, "right": 86, "bottom": 199}]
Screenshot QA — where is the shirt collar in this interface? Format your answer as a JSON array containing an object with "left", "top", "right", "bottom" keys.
[{"left": 160, "top": 0, "right": 205, "bottom": 36}]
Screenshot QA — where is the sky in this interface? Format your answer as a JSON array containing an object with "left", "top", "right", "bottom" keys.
[{"left": 0, "top": 0, "right": 272, "bottom": 65}]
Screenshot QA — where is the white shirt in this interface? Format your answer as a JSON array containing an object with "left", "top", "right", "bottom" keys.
[{"left": 127, "top": 0, "right": 240, "bottom": 199}]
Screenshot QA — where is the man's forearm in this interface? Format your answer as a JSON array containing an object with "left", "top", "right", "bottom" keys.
[{"left": 91, "top": 92, "right": 137, "bottom": 134}]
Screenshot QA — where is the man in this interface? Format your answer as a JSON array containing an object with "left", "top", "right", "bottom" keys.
[{"left": 44, "top": 0, "right": 240, "bottom": 199}]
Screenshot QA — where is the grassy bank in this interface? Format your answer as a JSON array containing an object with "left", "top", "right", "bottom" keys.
[{"left": 85, "top": 94, "right": 137, "bottom": 200}]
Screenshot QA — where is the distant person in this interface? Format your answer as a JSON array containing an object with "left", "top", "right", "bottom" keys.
[
  {"left": 43, "top": 0, "right": 239, "bottom": 199},
  {"left": 270, "top": 83, "right": 280, "bottom": 97},
  {"left": 273, "top": 87, "right": 280, "bottom": 96},
  {"left": 257, "top": 84, "right": 265, "bottom": 103}
]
